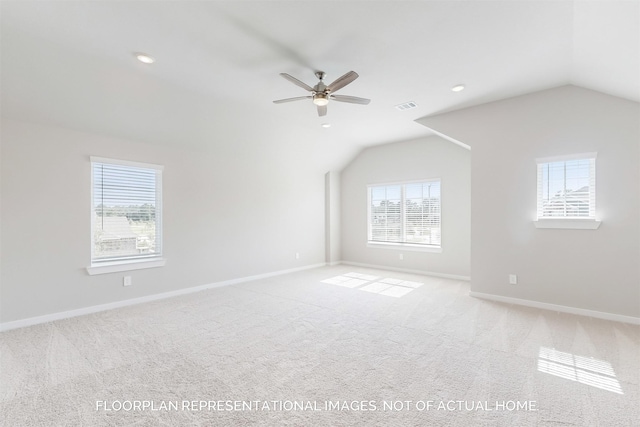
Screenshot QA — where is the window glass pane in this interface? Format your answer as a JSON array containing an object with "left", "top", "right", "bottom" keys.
[
  {"left": 369, "top": 181, "right": 441, "bottom": 247},
  {"left": 92, "top": 162, "right": 161, "bottom": 262},
  {"left": 538, "top": 157, "right": 595, "bottom": 219},
  {"left": 385, "top": 185, "right": 401, "bottom": 200},
  {"left": 405, "top": 183, "right": 423, "bottom": 199},
  {"left": 540, "top": 163, "right": 549, "bottom": 201},
  {"left": 371, "top": 187, "right": 386, "bottom": 201},
  {"left": 370, "top": 185, "right": 402, "bottom": 243},
  {"left": 385, "top": 199, "right": 401, "bottom": 242},
  {"left": 406, "top": 182, "right": 441, "bottom": 246}
]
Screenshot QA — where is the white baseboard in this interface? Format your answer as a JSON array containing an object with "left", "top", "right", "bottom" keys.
[
  {"left": 339, "top": 260, "right": 471, "bottom": 281},
  {"left": 0, "top": 263, "right": 326, "bottom": 332},
  {"left": 470, "top": 291, "right": 640, "bottom": 325},
  {"left": 326, "top": 261, "right": 341, "bottom": 266}
]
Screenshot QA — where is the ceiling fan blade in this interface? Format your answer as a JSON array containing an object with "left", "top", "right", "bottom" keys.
[
  {"left": 327, "top": 71, "right": 359, "bottom": 93},
  {"left": 273, "top": 96, "right": 312, "bottom": 104},
  {"left": 330, "top": 95, "right": 371, "bottom": 105},
  {"left": 317, "top": 104, "right": 327, "bottom": 117},
  {"left": 280, "top": 73, "right": 314, "bottom": 92}
]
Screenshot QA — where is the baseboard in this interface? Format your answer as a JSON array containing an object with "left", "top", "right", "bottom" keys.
[
  {"left": 0, "top": 262, "right": 326, "bottom": 332},
  {"left": 340, "top": 260, "right": 471, "bottom": 281},
  {"left": 470, "top": 291, "right": 640, "bottom": 325},
  {"left": 326, "top": 261, "right": 341, "bottom": 266}
]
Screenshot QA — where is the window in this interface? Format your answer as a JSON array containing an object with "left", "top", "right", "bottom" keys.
[
  {"left": 87, "top": 157, "right": 165, "bottom": 275},
  {"left": 535, "top": 153, "right": 600, "bottom": 229},
  {"left": 368, "top": 180, "right": 441, "bottom": 249}
]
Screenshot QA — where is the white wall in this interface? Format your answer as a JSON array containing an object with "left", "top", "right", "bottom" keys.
[
  {"left": 419, "top": 85, "right": 640, "bottom": 318},
  {"left": 340, "top": 136, "right": 471, "bottom": 278},
  {"left": 325, "top": 171, "right": 341, "bottom": 264},
  {"left": 0, "top": 119, "right": 326, "bottom": 323}
]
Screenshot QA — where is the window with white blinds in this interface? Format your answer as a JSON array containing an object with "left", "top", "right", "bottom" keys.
[
  {"left": 368, "top": 180, "right": 441, "bottom": 247},
  {"left": 536, "top": 154, "right": 596, "bottom": 219},
  {"left": 91, "top": 157, "right": 163, "bottom": 264}
]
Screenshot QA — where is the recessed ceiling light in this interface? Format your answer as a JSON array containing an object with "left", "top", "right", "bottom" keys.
[
  {"left": 451, "top": 84, "right": 465, "bottom": 92},
  {"left": 135, "top": 53, "right": 155, "bottom": 64},
  {"left": 321, "top": 123, "right": 331, "bottom": 128}
]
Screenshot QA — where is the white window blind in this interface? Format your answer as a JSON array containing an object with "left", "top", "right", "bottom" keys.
[
  {"left": 537, "top": 155, "right": 596, "bottom": 219},
  {"left": 368, "top": 180, "right": 441, "bottom": 247},
  {"left": 91, "top": 157, "right": 163, "bottom": 264}
]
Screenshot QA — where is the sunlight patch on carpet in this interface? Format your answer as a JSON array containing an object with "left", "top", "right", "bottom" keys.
[
  {"left": 320, "top": 276, "right": 369, "bottom": 288},
  {"left": 343, "top": 272, "right": 380, "bottom": 281},
  {"left": 537, "top": 347, "right": 623, "bottom": 394},
  {"left": 321, "top": 273, "right": 423, "bottom": 298}
]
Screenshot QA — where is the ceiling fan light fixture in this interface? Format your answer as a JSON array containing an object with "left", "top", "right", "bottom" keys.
[{"left": 313, "top": 94, "right": 329, "bottom": 106}]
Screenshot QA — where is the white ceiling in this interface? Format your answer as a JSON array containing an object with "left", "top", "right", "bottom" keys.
[{"left": 1, "top": 1, "right": 638, "bottom": 170}]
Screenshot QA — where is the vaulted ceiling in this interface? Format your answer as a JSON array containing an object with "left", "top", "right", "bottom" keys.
[{"left": 1, "top": 1, "right": 638, "bottom": 170}]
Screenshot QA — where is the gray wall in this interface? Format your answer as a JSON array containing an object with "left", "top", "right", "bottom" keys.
[
  {"left": 340, "top": 136, "right": 471, "bottom": 278},
  {"left": 419, "top": 85, "right": 640, "bottom": 317},
  {"left": 0, "top": 119, "right": 326, "bottom": 323},
  {"left": 325, "top": 171, "right": 341, "bottom": 264}
]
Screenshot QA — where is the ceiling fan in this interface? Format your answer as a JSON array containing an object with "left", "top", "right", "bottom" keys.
[{"left": 273, "top": 70, "right": 371, "bottom": 117}]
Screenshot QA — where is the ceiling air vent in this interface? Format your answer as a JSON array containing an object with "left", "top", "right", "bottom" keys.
[{"left": 395, "top": 101, "right": 418, "bottom": 111}]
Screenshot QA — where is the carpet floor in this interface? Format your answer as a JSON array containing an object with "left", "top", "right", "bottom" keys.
[{"left": 1, "top": 265, "right": 638, "bottom": 426}]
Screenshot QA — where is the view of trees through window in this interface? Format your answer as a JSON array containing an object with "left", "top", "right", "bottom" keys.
[
  {"left": 92, "top": 161, "right": 160, "bottom": 261},
  {"left": 369, "top": 181, "right": 441, "bottom": 246}
]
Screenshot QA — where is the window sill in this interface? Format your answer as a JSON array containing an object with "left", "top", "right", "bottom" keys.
[
  {"left": 533, "top": 219, "right": 601, "bottom": 230},
  {"left": 367, "top": 242, "right": 442, "bottom": 253},
  {"left": 86, "top": 258, "right": 166, "bottom": 275}
]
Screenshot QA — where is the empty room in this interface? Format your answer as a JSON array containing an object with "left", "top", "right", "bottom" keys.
[{"left": 1, "top": 1, "right": 638, "bottom": 426}]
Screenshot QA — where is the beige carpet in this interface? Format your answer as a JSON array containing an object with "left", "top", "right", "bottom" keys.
[{"left": 1, "top": 265, "right": 638, "bottom": 426}]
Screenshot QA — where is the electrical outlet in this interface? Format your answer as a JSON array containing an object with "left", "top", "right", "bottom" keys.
[
  {"left": 123, "top": 276, "right": 132, "bottom": 287},
  {"left": 399, "top": 253, "right": 404, "bottom": 261},
  {"left": 509, "top": 274, "right": 517, "bottom": 285}
]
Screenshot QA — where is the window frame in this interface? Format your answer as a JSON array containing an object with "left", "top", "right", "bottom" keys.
[
  {"left": 87, "top": 156, "right": 166, "bottom": 275},
  {"left": 367, "top": 179, "right": 442, "bottom": 252},
  {"left": 534, "top": 153, "right": 601, "bottom": 230}
]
